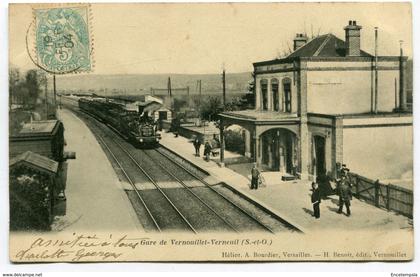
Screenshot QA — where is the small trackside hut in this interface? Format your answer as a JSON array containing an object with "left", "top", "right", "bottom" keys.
[{"left": 9, "top": 120, "right": 76, "bottom": 230}]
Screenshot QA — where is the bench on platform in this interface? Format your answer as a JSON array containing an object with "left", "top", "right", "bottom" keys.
[{"left": 281, "top": 174, "right": 298, "bottom": 181}]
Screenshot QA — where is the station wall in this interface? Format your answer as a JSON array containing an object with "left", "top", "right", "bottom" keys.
[
  {"left": 306, "top": 68, "right": 400, "bottom": 115},
  {"left": 342, "top": 118, "right": 412, "bottom": 182}
]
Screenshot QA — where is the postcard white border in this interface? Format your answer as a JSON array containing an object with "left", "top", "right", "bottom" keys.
[{"left": 1, "top": 0, "right": 419, "bottom": 274}]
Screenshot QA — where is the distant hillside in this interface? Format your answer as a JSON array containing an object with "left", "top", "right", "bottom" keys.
[
  {"left": 50, "top": 61, "right": 413, "bottom": 98},
  {"left": 53, "top": 72, "right": 253, "bottom": 96}
]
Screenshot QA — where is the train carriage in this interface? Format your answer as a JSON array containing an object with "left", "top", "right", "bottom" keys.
[{"left": 78, "top": 97, "right": 161, "bottom": 147}]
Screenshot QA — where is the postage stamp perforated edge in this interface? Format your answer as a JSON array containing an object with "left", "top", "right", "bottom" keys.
[{"left": 31, "top": 3, "right": 94, "bottom": 74}]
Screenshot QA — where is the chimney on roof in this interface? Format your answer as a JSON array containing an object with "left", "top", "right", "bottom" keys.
[
  {"left": 293, "top": 33, "right": 308, "bottom": 51},
  {"left": 344, "top": 20, "right": 362, "bottom": 56}
]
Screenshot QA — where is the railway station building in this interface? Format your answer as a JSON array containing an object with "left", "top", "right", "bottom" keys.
[{"left": 219, "top": 20, "right": 412, "bottom": 181}]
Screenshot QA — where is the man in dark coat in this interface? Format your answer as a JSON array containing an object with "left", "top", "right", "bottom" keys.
[
  {"left": 193, "top": 137, "right": 201, "bottom": 156},
  {"left": 337, "top": 174, "right": 352, "bottom": 216},
  {"left": 311, "top": 182, "right": 321, "bottom": 219},
  {"left": 204, "top": 141, "right": 212, "bottom": 161},
  {"left": 250, "top": 163, "right": 260, "bottom": 190},
  {"left": 316, "top": 171, "right": 334, "bottom": 199}
]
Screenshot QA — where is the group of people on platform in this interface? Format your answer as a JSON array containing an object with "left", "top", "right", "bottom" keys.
[
  {"left": 311, "top": 165, "right": 353, "bottom": 219},
  {"left": 191, "top": 133, "right": 353, "bottom": 220},
  {"left": 249, "top": 163, "right": 353, "bottom": 219},
  {"left": 192, "top": 135, "right": 220, "bottom": 162}
]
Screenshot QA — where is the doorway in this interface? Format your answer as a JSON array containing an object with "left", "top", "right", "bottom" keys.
[
  {"left": 313, "top": 135, "right": 326, "bottom": 177},
  {"left": 260, "top": 128, "right": 296, "bottom": 173}
]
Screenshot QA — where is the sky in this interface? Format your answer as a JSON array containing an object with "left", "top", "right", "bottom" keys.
[{"left": 9, "top": 2, "right": 413, "bottom": 75}]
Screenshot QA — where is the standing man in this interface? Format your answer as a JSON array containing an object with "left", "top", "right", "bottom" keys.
[
  {"left": 204, "top": 141, "right": 212, "bottom": 161},
  {"left": 250, "top": 163, "right": 260, "bottom": 190},
  {"left": 193, "top": 137, "right": 201, "bottom": 157},
  {"left": 311, "top": 182, "right": 321, "bottom": 219},
  {"left": 317, "top": 169, "right": 334, "bottom": 199},
  {"left": 337, "top": 171, "right": 352, "bottom": 216},
  {"left": 192, "top": 138, "right": 198, "bottom": 156},
  {"left": 212, "top": 134, "right": 220, "bottom": 148}
]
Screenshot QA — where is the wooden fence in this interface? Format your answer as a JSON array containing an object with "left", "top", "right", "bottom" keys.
[{"left": 347, "top": 173, "right": 413, "bottom": 218}]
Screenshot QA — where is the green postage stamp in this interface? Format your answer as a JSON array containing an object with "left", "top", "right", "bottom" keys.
[{"left": 34, "top": 5, "right": 92, "bottom": 73}]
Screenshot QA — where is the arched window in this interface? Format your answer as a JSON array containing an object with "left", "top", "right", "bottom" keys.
[
  {"left": 261, "top": 79, "right": 268, "bottom": 111},
  {"left": 271, "top": 79, "right": 279, "bottom": 111},
  {"left": 282, "top": 78, "right": 292, "bottom": 112}
]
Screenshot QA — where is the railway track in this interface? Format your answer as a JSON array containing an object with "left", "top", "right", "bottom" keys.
[
  {"left": 140, "top": 149, "right": 276, "bottom": 233},
  {"left": 69, "top": 107, "right": 300, "bottom": 233},
  {"left": 77, "top": 112, "right": 198, "bottom": 232}
]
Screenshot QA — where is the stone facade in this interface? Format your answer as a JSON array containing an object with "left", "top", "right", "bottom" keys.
[{"left": 219, "top": 20, "right": 412, "bottom": 181}]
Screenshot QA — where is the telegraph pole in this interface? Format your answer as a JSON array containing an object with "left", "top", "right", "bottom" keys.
[
  {"left": 220, "top": 69, "right": 226, "bottom": 167},
  {"left": 168, "top": 77, "right": 171, "bottom": 107},
  {"left": 167, "top": 77, "right": 172, "bottom": 97},
  {"left": 53, "top": 74, "right": 57, "bottom": 107},
  {"left": 399, "top": 40, "right": 407, "bottom": 112},
  {"left": 374, "top": 27, "right": 378, "bottom": 114},
  {"left": 222, "top": 69, "right": 226, "bottom": 109},
  {"left": 45, "top": 77, "right": 48, "bottom": 119},
  {"left": 197, "top": 79, "right": 202, "bottom": 106},
  {"left": 187, "top": 86, "right": 190, "bottom": 107}
]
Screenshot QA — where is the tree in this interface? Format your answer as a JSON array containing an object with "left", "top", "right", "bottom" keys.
[
  {"left": 199, "top": 96, "right": 223, "bottom": 120},
  {"left": 224, "top": 129, "right": 245, "bottom": 155},
  {"left": 173, "top": 97, "right": 188, "bottom": 112},
  {"left": 224, "top": 97, "right": 242, "bottom": 111},
  {"left": 9, "top": 67, "right": 22, "bottom": 107},
  {"left": 242, "top": 72, "right": 256, "bottom": 109},
  {"left": 224, "top": 73, "right": 255, "bottom": 111},
  {"left": 10, "top": 167, "right": 52, "bottom": 230},
  {"left": 239, "top": 92, "right": 255, "bottom": 109},
  {"left": 248, "top": 72, "right": 255, "bottom": 95},
  {"left": 24, "top": 69, "right": 45, "bottom": 108}
]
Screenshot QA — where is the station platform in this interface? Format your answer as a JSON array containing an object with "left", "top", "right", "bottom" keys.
[
  {"left": 159, "top": 131, "right": 412, "bottom": 233},
  {"left": 53, "top": 108, "right": 142, "bottom": 232}
]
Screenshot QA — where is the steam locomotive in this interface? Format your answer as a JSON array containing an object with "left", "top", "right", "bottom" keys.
[{"left": 78, "top": 97, "right": 161, "bottom": 147}]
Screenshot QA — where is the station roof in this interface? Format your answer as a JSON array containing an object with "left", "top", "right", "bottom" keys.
[
  {"left": 135, "top": 100, "right": 160, "bottom": 107},
  {"left": 10, "top": 151, "right": 58, "bottom": 175},
  {"left": 288, "top": 34, "right": 372, "bottom": 58},
  {"left": 18, "top": 120, "right": 60, "bottom": 136},
  {"left": 220, "top": 110, "right": 300, "bottom": 122},
  {"left": 254, "top": 33, "right": 374, "bottom": 67}
]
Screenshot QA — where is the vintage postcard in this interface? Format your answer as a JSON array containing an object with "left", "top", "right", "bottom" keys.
[{"left": 8, "top": 2, "right": 413, "bottom": 262}]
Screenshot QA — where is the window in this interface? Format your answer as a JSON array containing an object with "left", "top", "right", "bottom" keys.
[
  {"left": 283, "top": 79, "right": 292, "bottom": 112},
  {"left": 271, "top": 79, "right": 279, "bottom": 111},
  {"left": 261, "top": 80, "right": 268, "bottom": 110}
]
